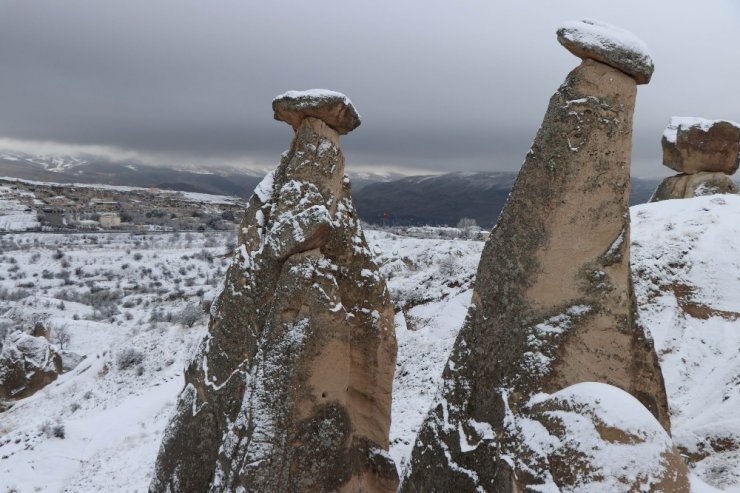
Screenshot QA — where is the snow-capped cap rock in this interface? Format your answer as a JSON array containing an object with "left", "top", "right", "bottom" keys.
[
  {"left": 662, "top": 116, "right": 740, "bottom": 175},
  {"left": 273, "top": 89, "right": 361, "bottom": 135},
  {"left": 557, "top": 19, "right": 654, "bottom": 84}
]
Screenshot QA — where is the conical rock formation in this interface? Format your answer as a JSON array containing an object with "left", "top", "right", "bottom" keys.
[
  {"left": 150, "top": 89, "right": 398, "bottom": 493},
  {"left": 400, "top": 21, "right": 679, "bottom": 492}
]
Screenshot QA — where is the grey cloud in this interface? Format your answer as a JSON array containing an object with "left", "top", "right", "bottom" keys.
[{"left": 0, "top": 0, "right": 738, "bottom": 177}]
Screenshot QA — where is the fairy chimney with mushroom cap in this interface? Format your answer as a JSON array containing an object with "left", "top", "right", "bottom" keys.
[
  {"left": 400, "top": 20, "right": 685, "bottom": 492},
  {"left": 651, "top": 117, "right": 740, "bottom": 202},
  {"left": 150, "top": 89, "right": 398, "bottom": 493}
]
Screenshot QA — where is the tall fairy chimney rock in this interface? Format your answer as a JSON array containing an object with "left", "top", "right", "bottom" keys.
[
  {"left": 400, "top": 20, "right": 687, "bottom": 492},
  {"left": 150, "top": 89, "right": 399, "bottom": 493},
  {"left": 651, "top": 117, "right": 740, "bottom": 202}
]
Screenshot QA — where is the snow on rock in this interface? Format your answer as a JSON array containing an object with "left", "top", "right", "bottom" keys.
[
  {"left": 273, "top": 88, "right": 353, "bottom": 106},
  {"left": 632, "top": 194, "right": 740, "bottom": 490},
  {"left": 0, "top": 331, "right": 62, "bottom": 399},
  {"left": 661, "top": 116, "right": 740, "bottom": 175},
  {"left": 505, "top": 382, "right": 689, "bottom": 492},
  {"left": 663, "top": 117, "right": 740, "bottom": 145},
  {"left": 272, "top": 88, "right": 361, "bottom": 134},
  {"left": 252, "top": 169, "right": 275, "bottom": 203},
  {"left": 557, "top": 19, "right": 654, "bottom": 84}
]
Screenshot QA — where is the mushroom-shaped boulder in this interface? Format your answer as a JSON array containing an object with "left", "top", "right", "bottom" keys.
[
  {"left": 557, "top": 19, "right": 654, "bottom": 84},
  {"left": 273, "top": 89, "right": 361, "bottom": 135},
  {"left": 662, "top": 117, "right": 740, "bottom": 175}
]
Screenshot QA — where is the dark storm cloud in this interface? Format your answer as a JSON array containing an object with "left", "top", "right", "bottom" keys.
[{"left": 0, "top": 0, "right": 738, "bottom": 176}]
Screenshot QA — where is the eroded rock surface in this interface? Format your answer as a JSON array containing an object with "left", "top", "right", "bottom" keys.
[
  {"left": 150, "top": 91, "right": 398, "bottom": 493},
  {"left": 662, "top": 117, "right": 740, "bottom": 175},
  {"left": 651, "top": 171, "right": 738, "bottom": 202},
  {"left": 400, "top": 26, "right": 673, "bottom": 492},
  {"left": 0, "top": 331, "right": 62, "bottom": 399}
]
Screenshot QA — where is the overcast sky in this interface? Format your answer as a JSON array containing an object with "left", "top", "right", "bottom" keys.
[{"left": 0, "top": 0, "right": 738, "bottom": 177}]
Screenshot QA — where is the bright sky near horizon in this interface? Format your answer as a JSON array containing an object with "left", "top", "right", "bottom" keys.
[{"left": 0, "top": 0, "right": 738, "bottom": 177}]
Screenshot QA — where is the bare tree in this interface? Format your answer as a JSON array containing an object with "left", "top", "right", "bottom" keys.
[
  {"left": 52, "top": 325, "right": 72, "bottom": 351},
  {"left": 456, "top": 217, "right": 479, "bottom": 239}
]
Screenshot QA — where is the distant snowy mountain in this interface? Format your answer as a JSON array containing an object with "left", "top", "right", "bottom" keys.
[
  {"left": 0, "top": 152, "right": 89, "bottom": 172},
  {"left": 0, "top": 151, "right": 266, "bottom": 197},
  {"left": 0, "top": 151, "right": 664, "bottom": 227},
  {"left": 0, "top": 151, "right": 404, "bottom": 198}
]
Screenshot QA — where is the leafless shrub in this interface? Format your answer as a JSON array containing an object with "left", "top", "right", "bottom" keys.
[
  {"left": 116, "top": 348, "right": 144, "bottom": 370},
  {"left": 174, "top": 302, "right": 202, "bottom": 328}
]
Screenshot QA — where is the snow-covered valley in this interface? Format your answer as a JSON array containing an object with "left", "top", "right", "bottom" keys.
[{"left": 0, "top": 194, "right": 739, "bottom": 492}]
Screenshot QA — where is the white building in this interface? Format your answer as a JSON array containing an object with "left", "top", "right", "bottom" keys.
[{"left": 98, "top": 212, "right": 121, "bottom": 229}]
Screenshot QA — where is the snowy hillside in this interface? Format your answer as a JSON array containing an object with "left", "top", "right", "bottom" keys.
[
  {"left": 0, "top": 195, "right": 738, "bottom": 492},
  {"left": 632, "top": 195, "right": 740, "bottom": 491},
  {"left": 0, "top": 232, "right": 229, "bottom": 491}
]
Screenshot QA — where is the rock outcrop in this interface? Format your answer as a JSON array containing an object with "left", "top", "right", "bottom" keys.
[
  {"left": 0, "top": 330, "right": 62, "bottom": 399},
  {"left": 150, "top": 90, "right": 398, "bottom": 493},
  {"left": 651, "top": 171, "right": 738, "bottom": 202},
  {"left": 662, "top": 117, "right": 740, "bottom": 175},
  {"left": 652, "top": 117, "right": 740, "bottom": 202},
  {"left": 400, "top": 21, "right": 675, "bottom": 492},
  {"left": 518, "top": 383, "right": 689, "bottom": 491},
  {"left": 273, "top": 90, "right": 361, "bottom": 135}
]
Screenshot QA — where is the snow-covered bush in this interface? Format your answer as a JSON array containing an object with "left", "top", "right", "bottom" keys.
[
  {"left": 39, "top": 420, "right": 65, "bottom": 439},
  {"left": 174, "top": 302, "right": 203, "bottom": 328},
  {"left": 116, "top": 348, "right": 144, "bottom": 370},
  {"left": 0, "top": 287, "right": 31, "bottom": 301}
]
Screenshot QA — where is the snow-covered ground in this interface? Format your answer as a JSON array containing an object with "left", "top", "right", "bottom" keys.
[
  {"left": 0, "top": 186, "right": 38, "bottom": 232},
  {"left": 0, "top": 194, "right": 739, "bottom": 492},
  {"left": 365, "top": 230, "right": 483, "bottom": 476},
  {"left": 0, "top": 232, "right": 229, "bottom": 491},
  {"left": 632, "top": 195, "right": 740, "bottom": 491}
]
